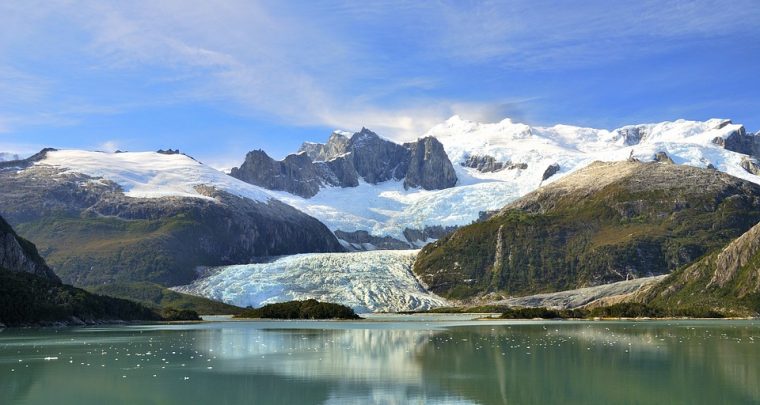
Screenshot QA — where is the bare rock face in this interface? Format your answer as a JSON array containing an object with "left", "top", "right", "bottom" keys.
[
  {"left": 0, "top": 215, "right": 59, "bottom": 281},
  {"left": 654, "top": 151, "right": 674, "bottom": 164},
  {"left": 712, "top": 125, "right": 760, "bottom": 157},
  {"left": 462, "top": 154, "right": 528, "bottom": 172},
  {"left": 230, "top": 150, "right": 325, "bottom": 198},
  {"left": 741, "top": 156, "right": 760, "bottom": 175},
  {"left": 403, "top": 136, "right": 457, "bottom": 190},
  {"left": 318, "top": 154, "right": 359, "bottom": 188},
  {"left": 616, "top": 126, "right": 650, "bottom": 146},
  {"left": 463, "top": 154, "right": 505, "bottom": 172},
  {"left": 299, "top": 132, "right": 350, "bottom": 161},
  {"left": 708, "top": 221, "right": 760, "bottom": 289},
  {"left": 541, "top": 163, "right": 560, "bottom": 181},
  {"left": 235, "top": 128, "right": 459, "bottom": 198},
  {"left": 347, "top": 128, "right": 410, "bottom": 184}
]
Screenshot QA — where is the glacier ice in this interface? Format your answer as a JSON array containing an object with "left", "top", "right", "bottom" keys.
[{"left": 174, "top": 250, "right": 448, "bottom": 313}]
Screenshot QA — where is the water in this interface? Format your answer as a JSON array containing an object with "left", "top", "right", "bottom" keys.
[{"left": 1, "top": 315, "right": 759, "bottom": 404}]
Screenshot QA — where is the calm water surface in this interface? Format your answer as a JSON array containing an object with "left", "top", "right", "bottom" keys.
[{"left": 1, "top": 315, "right": 759, "bottom": 404}]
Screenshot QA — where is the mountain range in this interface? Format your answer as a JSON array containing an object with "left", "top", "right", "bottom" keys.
[{"left": 2, "top": 115, "right": 760, "bottom": 315}]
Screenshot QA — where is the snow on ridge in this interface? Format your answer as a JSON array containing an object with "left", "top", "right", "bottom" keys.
[
  {"left": 174, "top": 250, "right": 448, "bottom": 313},
  {"left": 276, "top": 116, "right": 759, "bottom": 244},
  {"left": 36, "top": 149, "right": 273, "bottom": 203}
]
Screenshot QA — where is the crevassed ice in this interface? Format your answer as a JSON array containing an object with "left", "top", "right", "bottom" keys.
[{"left": 174, "top": 250, "right": 448, "bottom": 313}]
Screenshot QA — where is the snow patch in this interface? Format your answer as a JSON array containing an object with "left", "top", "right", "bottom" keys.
[{"left": 36, "top": 150, "right": 273, "bottom": 202}]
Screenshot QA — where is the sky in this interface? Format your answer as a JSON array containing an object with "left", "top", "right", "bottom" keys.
[{"left": 1, "top": 0, "right": 759, "bottom": 168}]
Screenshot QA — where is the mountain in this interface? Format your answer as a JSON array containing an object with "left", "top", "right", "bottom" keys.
[
  {"left": 174, "top": 250, "right": 448, "bottom": 313},
  {"left": 413, "top": 160, "right": 760, "bottom": 299},
  {"left": 230, "top": 128, "right": 457, "bottom": 199},
  {"left": 235, "top": 117, "right": 760, "bottom": 250},
  {"left": 0, "top": 214, "right": 161, "bottom": 327},
  {"left": 0, "top": 149, "right": 343, "bottom": 287},
  {"left": 639, "top": 220, "right": 760, "bottom": 316}
]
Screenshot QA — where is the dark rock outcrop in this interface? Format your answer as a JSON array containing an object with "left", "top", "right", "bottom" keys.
[
  {"left": 541, "top": 163, "right": 560, "bottom": 181},
  {"left": 616, "top": 126, "right": 649, "bottom": 146},
  {"left": 463, "top": 154, "right": 505, "bottom": 172},
  {"left": 230, "top": 150, "right": 325, "bottom": 198},
  {"left": 741, "top": 156, "right": 760, "bottom": 175},
  {"left": 462, "top": 154, "right": 528, "bottom": 173},
  {"left": 0, "top": 215, "right": 59, "bottom": 281},
  {"left": 653, "top": 151, "right": 674, "bottom": 164},
  {"left": 712, "top": 124, "right": 760, "bottom": 157},
  {"left": 403, "top": 137, "right": 457, "bottom": 190},
  {"left": 348, "top": 128, "right": 410, "bottom": 184}
]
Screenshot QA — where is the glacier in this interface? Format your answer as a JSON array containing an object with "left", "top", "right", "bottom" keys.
[{"left": 173, "top": 250, "right": 448, "bottom": 313}]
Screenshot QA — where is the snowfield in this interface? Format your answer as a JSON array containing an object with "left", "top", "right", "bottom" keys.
[
  {"left": 36, "top": 150, "right": 273, "bottom": 202},
  {"left": 174, "top": 250, "right": 449, "bottom": 313},
  {"left": 274, "top": 116, "right": 760, "bottom": 244}
]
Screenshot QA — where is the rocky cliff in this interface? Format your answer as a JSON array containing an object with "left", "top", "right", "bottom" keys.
[
  {"left": 403, "top": 136, "right": 457, "bottom": 190},
  {"left": 0, "top": 215, "right": 59, "bottom": 281},
  {"left": 232, "top": 128, "right": 458, "bottom": 198},
  {"left": 414, "top": 161, "right": 760, "bottom": 299}
]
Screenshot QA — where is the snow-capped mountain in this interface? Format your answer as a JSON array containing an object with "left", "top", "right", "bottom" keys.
[
  {"left": 0, "top": 149, "right": 343, "bottom": 286},
  {"left": 38, "top": 149, "right": 273, "bottom": 202},
  {"left": 174, "top": 250, "right": 448, "bottom": 313},
  {"left": 236, "top": 116, "right": 760, "bottom": 249}
]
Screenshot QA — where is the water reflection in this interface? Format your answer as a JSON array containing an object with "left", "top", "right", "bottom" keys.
[{"left": 1, "top": 320, "right": 759, "bottom": 404}]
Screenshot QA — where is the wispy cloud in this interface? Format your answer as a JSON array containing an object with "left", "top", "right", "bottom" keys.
[{"left": 0, "top": 0, "right": 758, "bottom": 150}]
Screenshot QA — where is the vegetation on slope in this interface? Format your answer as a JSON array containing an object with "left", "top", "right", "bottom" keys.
[
  {"left": 15, "top": 214, "right": 221, "bottom": 286},
  {"left": 87, "top": 282, "right": 244, "bottom": 315},
  {"left": 234, "top": 299, "right": 361, "bottom": 320},
  {"left": 0, "top": 267, "right": 164, "bottom": 326},
  {"left": 640, "top": 222, "right": 760, "bottom": 316},
  {"left": 414, "top": 161, "right": 760, "bottom": 299}
]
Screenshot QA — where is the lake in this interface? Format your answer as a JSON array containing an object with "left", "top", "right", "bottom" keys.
[{"left": 1, "top": 315, "right": 759, "bottom": 404}]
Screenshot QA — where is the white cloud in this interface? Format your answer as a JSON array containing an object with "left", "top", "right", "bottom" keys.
[
  {"left": 97, "top": 140, "right": 120, "bottom": 152},
  {"left": 0, "top": 0, "right": 757, "bottom": 145}
]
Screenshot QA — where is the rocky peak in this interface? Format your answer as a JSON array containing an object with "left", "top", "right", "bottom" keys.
[
  {"left": 230, "top": 149, "right": 325, "bottom": 198},
  {"left": 403, "top": 136, "right": 457, "bottom": 190},
  {"left": 298, "top": 131, "right": 350, "bottom": 161},
  {"left": 234, "top": 128, "right": 459, "bottom": 198},
  {"left": 348, "top": 128, "right": 410, "bottom": 184}
]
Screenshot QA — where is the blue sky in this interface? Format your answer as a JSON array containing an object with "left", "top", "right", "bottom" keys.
[{"left": 1, "top": 0, "right": 759, "bottom": 167}]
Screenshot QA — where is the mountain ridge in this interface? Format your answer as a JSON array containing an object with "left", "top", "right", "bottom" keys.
[{"left": 413, "top": 160, "right": 760, "bottom": 299}]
